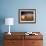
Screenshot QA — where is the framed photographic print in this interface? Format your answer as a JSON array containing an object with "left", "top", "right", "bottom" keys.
[{"left": 18, "top": 9, "right": 36, "bottom": 23}]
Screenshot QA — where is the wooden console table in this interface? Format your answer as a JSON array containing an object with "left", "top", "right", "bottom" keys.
[{"left": 4, "top": 32, "right": 43, "bottom": 46}]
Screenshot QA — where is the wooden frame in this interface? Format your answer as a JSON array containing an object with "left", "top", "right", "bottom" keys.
[{"left": 18, "top": 9, "right": 36, "bottom": 24}]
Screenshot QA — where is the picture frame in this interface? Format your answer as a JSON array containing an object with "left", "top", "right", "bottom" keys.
[{"left": 18, "top": 9, "right": 36, "bottom": 24}]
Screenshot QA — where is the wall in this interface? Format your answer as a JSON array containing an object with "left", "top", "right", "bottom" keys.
[{"left": 0, "top": 0, "right": 46, "bottom": 32}]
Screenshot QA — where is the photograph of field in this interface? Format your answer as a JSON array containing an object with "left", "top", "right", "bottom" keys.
[{"left": 21, "top": 11, "right": 34, "bottom": 21}]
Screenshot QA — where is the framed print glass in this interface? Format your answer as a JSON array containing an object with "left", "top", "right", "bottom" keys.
[{"left": 18, "top": 9, "right": 36, "bottom": 24}]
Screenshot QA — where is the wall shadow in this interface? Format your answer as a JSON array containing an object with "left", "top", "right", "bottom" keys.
[{"left": 0, "top": 16, "right": 5, "bottom": 46}]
